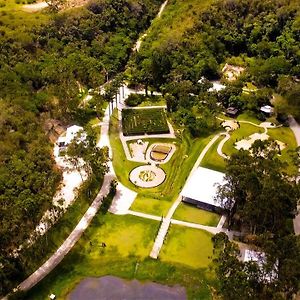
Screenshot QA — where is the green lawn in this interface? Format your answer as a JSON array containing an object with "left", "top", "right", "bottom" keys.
[
  {"left": 268, "top": 126, "right": 298, "bottom": 175},
  {"left": 237, "top": 111, "right": 262, "bottom": 124},
  {"left": 110, "top": 109, "right": 219, "bottom": 202},
  {"left": 200, "top": 135, "right": 227, "bottom": 172},
  {"left": 24, "top": 213, "right": 214, "bottom": 300},
  {"left": 160, "top": 225, "right": 214, "bottom": 269},
  {"left": 109, "top": 111, "right": 143, "bottom": 189},
  {"left": 222, "top": 123, "right": 264, "bottom": 156},
  {"left": 137, "top": 97, "right": 166, "bottom": 107},
  {"left": 0, "top": 0, "right": 49, "bottom": 35},
  {"left": 173, "top": 203, "right": 220, "bottom": 226},
  {"left": 130, "top": 195, "right": 171, "bottom": 216}
]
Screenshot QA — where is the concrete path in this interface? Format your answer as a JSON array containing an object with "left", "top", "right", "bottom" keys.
[
  {"left": 289, "top": 116, "right": 300, "bottom": 235},
  {"left": 149, "top": 133, "right": 226, "bottom": 259},
  {"left": 127, "top": 210, "right": 233, "bottom": 237},
  {"left": 22, "top": 1, "right": 48, "bottom": 12},
  {"left": 217, "top": 133, "right": 230, "bottom": 159},
  {"left": 16, "top": 170, "right": 114, "bottom": 293}
]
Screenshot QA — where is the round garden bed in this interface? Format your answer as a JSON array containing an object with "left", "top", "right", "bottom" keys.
[{"left": 129, "top": 165, "right": 166, "bottom": 188}]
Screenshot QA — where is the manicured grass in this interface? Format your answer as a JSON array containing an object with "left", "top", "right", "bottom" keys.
[
  {"left": 200, "top": 135, "right": 227, "bottom": 172},
  {"left": 222, "top": 123, "right": 264, "bottom": 156},
  {"left": 268, "top": 126, "right": 298, "bottom": 175},
  {"left": 122, "top": 108, "right": 169, "bottom": 136},
  {"left": 111, "top": 109, "right": 218, "bottom": 202},
  {"left": 130, "top": 195, "right": 171, "bottom": 216},
  {"left": 173, "top": 203, "right": 220, "bottom": 226},
  {"left": 237, "top": 111, "right": 262, "bottom": 124},
  {"left": 109, "top": 111, "right": 143, "bottom": 188},
  {"left": 137, "top": 98, "right": 166, "bottom": 107},
  {"left": 160, "top": 225, "right": 214, "bottom": 269},
  {"left": 24, "top": 213, "right": 214, "bottom": 300}
]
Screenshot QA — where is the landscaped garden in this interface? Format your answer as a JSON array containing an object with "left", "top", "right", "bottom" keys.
[
  {"left": 111, "top": 109, "right": 219, "bottom": 202},
  {"left": 23, "top": 213, "right": 214, "bottom": 300},
  {"left": 122, "top": 108, "right": 170, "bottom": 136}
]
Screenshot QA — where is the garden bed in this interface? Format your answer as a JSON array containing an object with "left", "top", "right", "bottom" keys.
[{"left": 122, "top": 108, "right": 169, "bottom": 136}]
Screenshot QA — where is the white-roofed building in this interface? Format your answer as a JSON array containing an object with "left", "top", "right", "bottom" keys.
[
  {"left": 260, "top": 105, "right": 274, "bottom": 116},
  {"left": 241, "top": 249, "right": 278, "bottom": 283},
  {"left": 208, "top": 81, "right": 226, "bottom": 92},
  {"left": 57, "top": 125, "right": 86, "bottom": 150},
  {"left": 181, "top": 167, "right": 227, "bottom": 213}
]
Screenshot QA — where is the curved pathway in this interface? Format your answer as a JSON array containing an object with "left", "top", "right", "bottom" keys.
[
  {"left": 150, "top": 133, "right": 227, "bottom": 259},
  {"left": 217, "top": 133, "right": 230, "bottom": 159}
]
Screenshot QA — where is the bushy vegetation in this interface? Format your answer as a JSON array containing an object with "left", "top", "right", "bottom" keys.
[
  {"left": 0, "top": 0, "right": 163, "bottom": 296},
  {"left": 129, "top": 0, "right": 300, "bottom": 128},
  {"left": 122, "top": 108, "right": 169, "bottom": 135}
]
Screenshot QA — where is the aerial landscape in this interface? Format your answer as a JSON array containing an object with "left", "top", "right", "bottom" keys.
[{"left": 0, "top": 0, "right": 300, "bottom": 299}]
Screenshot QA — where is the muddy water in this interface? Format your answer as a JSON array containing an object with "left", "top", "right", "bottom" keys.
[{"left": 68, "top": 275, "right": 186, "bottom": 300}]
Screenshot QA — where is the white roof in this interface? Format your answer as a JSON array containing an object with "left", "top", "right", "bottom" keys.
[
  {"left": 243, "top": 249, "right": 277, "bottom": 282},
  {"left": 181, "top": 167, "right": 226, "bottom": 208},
  {"left": 57, "top": 136, "right": 66, "bottom": 144},
  {"left": 65, "top": 125, "right": 86, "bottom": 144},
  {"left": 260, "top": 105, "right": 274, "bottom": 114},
  {"left": 243, "top": 249, "right": 264, "bottom": 263},
  {"left": 208, "top": 81, "right": 226, "bottom": 92}
]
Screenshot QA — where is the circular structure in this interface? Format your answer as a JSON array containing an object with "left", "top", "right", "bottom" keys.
[{"left": 130, "top": 165, "right": 166, "bottom": 188}]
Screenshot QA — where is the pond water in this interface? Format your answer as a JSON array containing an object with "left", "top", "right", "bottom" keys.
[{"left": 68, "top": 275, "right": 187, "bottom": 300}]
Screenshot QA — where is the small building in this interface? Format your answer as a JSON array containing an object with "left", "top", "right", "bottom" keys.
[
  {"left": 181, "top": 167, "right": 227, "bottom": 213},
  {"left": 49, "top": 294, "right": 56, "bottom": 300},
  {"left": 226, "top": 107, "right": 239, "bottom": 118},
  {"left": 260, "top": 105, "right": 274, "bottom": 116},
  {"left": 222, "top": 63, "right": 245, "bottom": 81},
  {"left": 208, "top": 81, "right": 226, "bottom": 92},
  {"left": 57, "top": 125, "right": 86, "bottom": 149},
  {"left": 241, "top": 249, "right": 277, "bottom": 283}
]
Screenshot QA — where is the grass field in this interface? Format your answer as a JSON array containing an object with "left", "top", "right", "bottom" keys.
[
  {"left": 200, "top": 135, "right": 227, "bottom": 172},
  {"left": 222, "top": 123, "right": 264, "bottom": 156},
  {"left": 173, "top": 203, "right": 220, "bottom": 226},
  {"left": 0, "top": 0, "right": 49, "bottom": 35},
  {"left": 268, "top": 126, "right": 298, "bottom": 175},
  {"left": 122, "top": 108, "right": 169, "bottom": 136},
  {"left": 160, "top": 225, "right": 214, "bottom": 268},
  {"left": 130, "top": 195, "right": 171, "bottom": 216},
  {"left": 141, "top": 0, "right": 214, "bottom": 50},
  {"left": 24, "top": 213, "right": 215, "bottom": 300}
]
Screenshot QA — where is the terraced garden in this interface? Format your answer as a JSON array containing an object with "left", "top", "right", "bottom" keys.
[{"left": 122, "top": 108, "right": 169, "bottom": 136}]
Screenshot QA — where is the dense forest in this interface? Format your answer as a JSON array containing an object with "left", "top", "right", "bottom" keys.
[
  {"left": 0, "top": 0, "right": 163, "bottom": 295},
  {"left": 129, "top": 0, "right": 300, "bottom": 133}
]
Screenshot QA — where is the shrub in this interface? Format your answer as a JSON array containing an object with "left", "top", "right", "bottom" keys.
[{"left": 125, "top": 94, "right": 144, "bottom": 107}]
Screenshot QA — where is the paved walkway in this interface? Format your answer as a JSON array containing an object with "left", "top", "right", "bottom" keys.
[
  {"left": 149, "top": 133, "right": 226, "bottom": 259},
  {"left": 217, "top": 133, "right": 230, "bottom": 159},
  {"left": 16, "top": 171, "right": 114, "bottom": 293},
  {"left": 127, "top": 211, "right": 236, "bottom": 237}
]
